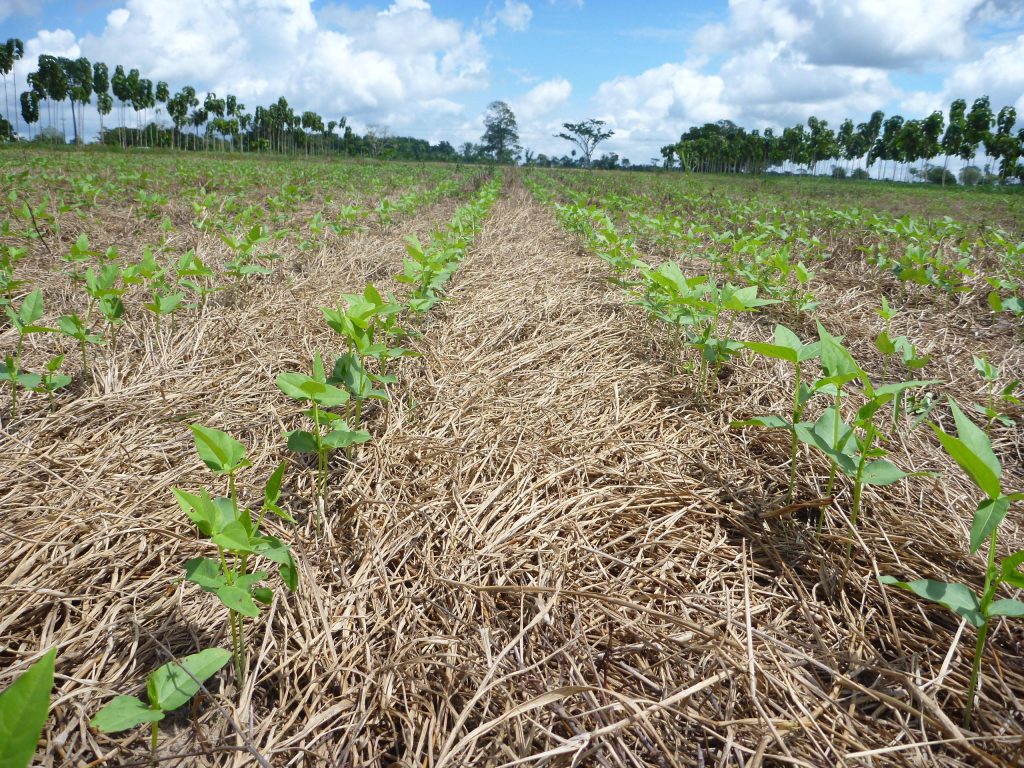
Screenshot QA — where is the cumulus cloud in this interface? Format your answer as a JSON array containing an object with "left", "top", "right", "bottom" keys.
[
  {"left": 591, "top": 63, "right": 731, "bottom": 155},
  {"left": 513, "top": 77, "right": 571, "bottom": 122},
  {"left": 698, "top": 0, "right": 988, "bottom": 68},
  {"left": 18, "top": 0, "right": 490, "bottom": 138},
  {"left": 0, "top": 0, "right": 37, "bottom": 23},
  {"left": 904, "top": 33, "right": 1024, "bottom": 115},
  {"left": 497, "top": 1, "right": 533, "bottom": 32}
]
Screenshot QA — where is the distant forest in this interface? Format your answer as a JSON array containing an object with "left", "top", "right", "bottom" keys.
[{"left": 2, "top": 39, "right": 1021, "bottom": 182}]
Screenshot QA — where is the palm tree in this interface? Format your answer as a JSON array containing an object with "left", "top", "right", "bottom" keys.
[
  {"left": 93, "top": 62, "right": 111, "bottom": 140},
  {"left": 966, "top": 96, "right": 994, "bottom": 172},
  {"left": 155, "top": 81, "right": 169, "bottom": 142},
  {"left": 19, "top": 90, "right": 38, "bottom": 139},
  {"left": 941, "top": 99, "right": 967, "bottom": 186},
  {"left": 190, "top": 107, "right": 208, "bottom": 149},
  {"left": 1, "top": 39, "right": 24, "bottom": 137},
  {"left": 62, "top": 57, "right": 92, "bottom": 146}
]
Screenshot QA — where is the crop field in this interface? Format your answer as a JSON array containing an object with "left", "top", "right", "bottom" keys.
[{"left": 2, "top": 148, "right": 1024, "bottom": 767}]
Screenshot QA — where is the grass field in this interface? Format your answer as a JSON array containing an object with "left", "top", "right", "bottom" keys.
[{"left": 2, "top": 148, "right": 1023, "bottom": 767}]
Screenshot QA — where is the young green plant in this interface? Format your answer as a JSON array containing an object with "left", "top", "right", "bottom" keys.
[
  {"left": 733, "top": 324, "right": 820, "bottom": 503},
  {"left": 90, "top": 648, "right": 230, "bottom": 758},
  {"left": 276, "top": 352, "right": 371, "bottom": 519},
  {"left": 881, "top": 399, "right": 1024, "bottom": 728},
  {"left": 2, "top": 289, "right": 55, "bottom": 418},
  {"left": 0, "top": 647, "right": 56, "bottom": 768},
  {"left": 177, "top": 426, "right": 298, "bottom": 684}
]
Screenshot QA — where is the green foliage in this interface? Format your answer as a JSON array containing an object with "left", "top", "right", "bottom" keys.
[
  {"left": 90, "top": 648, "right": 230, "bottom": 755},
  {"left": 883, "top": 398, "right": 1024, "bottom": 727},
  {"left": 0, "top": 648, "right": 56, "bottom": 768},
  {"left": 178, "top": 427, "right": 296, "bottom": 684},
  {"left": 276, "top": 353, "right": 370, "bottom": 517},
  {"left": 3, "top": 288, "right": 55, "bottom": 417}
]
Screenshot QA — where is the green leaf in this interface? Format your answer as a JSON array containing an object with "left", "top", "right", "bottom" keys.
[
  {"left": 930, "top": 399, "right": 1001, "bottom": 499},
  {"left": 742, "top": 341, "right": 797, "bottom": 363},
  {"left": 211, "top": 521, "right": 256, "bottom": 554},
  {"left": 321, "top": 426, "right": 372, "bottom": 449},
  {"left": 89, "top": 695, "right": 162, "bottom": 734},
  {"left": 285, "top": 430, "right": 319, "bottom": 454},
  {"left": 252, "top": 587, "right": 273, "bottom": 605},
  {"left": 794, "top": 408, "right": 858, "bottom": 474},
  {"left": 253, "top": 536, "right": 298, "bottom": 591},
  {"left": 987, "top": 599, "right": 1024, "bottom": 618},
  {"left": 0, "top": 647, "right": 56, "bottom": 768},
  {"left": 817, "top": 322, "right": 860, "bottom": 379},
  {"left": 264, "top": 461, "right": 286, "bottom": 508},
  {"left": 149, "top": 648, "right": 231, "bottom": 712},
  {"left": 731, "top": 415, "right": 790, "bottom": 429},
  {"left": 970, "top": 496, "right": 1011, "bottom": 554},
  {"left": 173, "top": 490, "right": 235, "bottom": 537},
  {"left": 276, "top": 372, "right": 316, "bottom": 401},
  {"left": 17, "top": 289, "right": 45, "bottom": 327},
  {"left": 216, "top": 585, "right": 261, "bottom": 617},
  {"left": 861, "top": 459, "right": 910, "bottom": 486},
  {"left": 189, "top": 425, "right": 250, "bottom": 475},
  {"left": 184, "top": 558, "right": 226, "bottom": 591},
  {"left": 1000, "top": 549, "right": 1024, "bottom": 584},
  {"left": 875, "top": 330, "right": 896, "bottom": 356},
  {"left": 879, "top": 576, "right": 984, "bottom": 627},
  {"left": 56, "top": 314, "right": 86, "bottom": 338}
]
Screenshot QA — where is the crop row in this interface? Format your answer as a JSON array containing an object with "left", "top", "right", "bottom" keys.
[
  {"left": 533, "top": 169, "right": 1024, "bottom": 315},
  {"left": 524, "top": 171, "right": 1023, "bottom": 728},
  {"left": 0, "top": 171, "right": 500, "bottom": 764}
]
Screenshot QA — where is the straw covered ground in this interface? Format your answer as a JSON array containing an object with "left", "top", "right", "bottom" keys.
[{"left": 2, "top": 167, "right": 1024, "bottom": 767}]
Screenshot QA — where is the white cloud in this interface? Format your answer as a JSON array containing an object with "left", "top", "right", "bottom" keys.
[
  {"left": 24, "top": 28, "right": 81, "bottom": 62},
  {"left": 0, "top": 0, "right": 36, "bottom": 23},
  {"left": 699, "top": 0, "right": 988, "bottom": 68},
  {"left": 513, "top": 77, "right": 571, "bottom": 122},
  {"left": 497, "top": 1, "right": 533, "bottom": 32},
  {"left": 592, "top": 63, "right": 730, "bottom": 156},
  {"left": 16, "top": 0, "right": 489, "bottom": 139},
  {"left": 909, "top": 33, "right": 1024, "bottom": 114},
  {"left": 718, "top": 42, "right": 898, "bottom": 126}
]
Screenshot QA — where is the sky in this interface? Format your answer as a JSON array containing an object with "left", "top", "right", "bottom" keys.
[{"left": 1, "top": 0, "right": 1023, "bottom": 162}]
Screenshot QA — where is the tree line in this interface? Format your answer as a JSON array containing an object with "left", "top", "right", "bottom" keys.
[
  {"left": 660, "top": 98, "right": 1024, "bottom": 183},
  {"left": 0, "top": 41, "right": 515, "bottom": 163}
]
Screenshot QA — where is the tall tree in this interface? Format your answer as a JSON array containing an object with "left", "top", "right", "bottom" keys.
[
  {"left": 62, "top": 57, "right": 93, "bottom": 145},
  {"left": 19, "top": 89, "right": 38, "bottom": 139},
  {"left": 1, "top": 39, "right": 25, "bottom": 136},
  {"left": 941, "top": 98, "right": 967, "bottom": 185},
  {"left": 992, "top": 106, "right": 1018, "bottom": 179},
  {"left": 93, "top": 62, "right": 111, "bottom": 139},
  {"left": 555, "top": 119, "right": 614, "bottom": 166},
  {"left": 481, "top": 100, "right": 520, "bottom": 163},
  {"left": 111, "top": 65, "right": 131, "bottom": 147},
  {"left": 966, "top": 95, "right": 993, "bottom": 172},
  {"left": 155, "top": 80, "right": 169, "bottom": 138}
]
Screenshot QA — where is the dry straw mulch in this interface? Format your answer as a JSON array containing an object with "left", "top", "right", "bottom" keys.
[{"left": 2, "top": 177, "right": 1023, "bottom": 767}]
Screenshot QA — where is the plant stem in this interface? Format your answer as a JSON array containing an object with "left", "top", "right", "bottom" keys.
[
  {"left": 825, "top": 390, "right": 843, "bottom": 498},
  {"left": 787, "top": 362, "right": 801, "bottom": 504},
  {"left": 230, "top": 609, "right": 243, "bottom": 686},
  {"left": 966, "top": 531, "right": 999, "bottom": 728},
  {"left": 965, "top": 621, "right": 988, "bottom": 729},
  {"left": 79, "top": 337, "right": 90, "bottom": 383},
  {"left": 150, "top": 720, "right": 158, "bottom": 762}
]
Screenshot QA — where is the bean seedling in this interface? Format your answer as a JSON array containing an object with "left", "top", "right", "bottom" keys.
[
  {"left": 177, "top": 426, "right": 298, "bottom": 684},
  {"left": 0, "top": 647, "right": 56, "bottom": 768},
  {"left": 277, "top": 352, "right": 371, "bottom": 519},
  {"left": 3, "top": 289, "right": 55, "bottom": 418},
  {"left": 90, "top": 648, "right": 230, "bottom": 758},
  {"left": 882, "top": 399, "right": 1024, "bottom": 727}
]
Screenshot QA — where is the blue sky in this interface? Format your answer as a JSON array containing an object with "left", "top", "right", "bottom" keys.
[{"left": 2, "top": 0, "right": 1023, "bottom": 161}]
